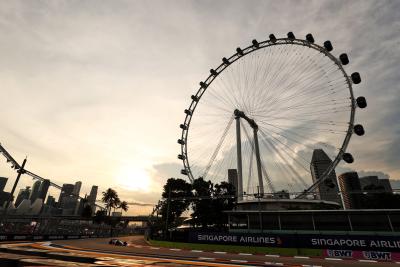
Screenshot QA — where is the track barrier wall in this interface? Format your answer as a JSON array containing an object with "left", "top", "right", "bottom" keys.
[{"left": 0, "top": 234, "right": 117, "bottom": 242}]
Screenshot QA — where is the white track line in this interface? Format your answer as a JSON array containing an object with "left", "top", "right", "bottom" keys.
[
  {"left": 214, "top": 251, "right": 227, "bottom": 254},
  {"left": 265, "top": 254, "right": 280, "bottom": 257},
  {"left": 325, "top": 257, "right": 343, "bottom": 261},
  {"left": 358, "top": 259, "right": 378, "bottom": 263},
  {"left": 150, "top": 247, "right": 160, "bottom": 250},
  {"left": 264, "top": 263, "right": 283, "bottom": 266},
  {"left": 238, "top": 253, "right": 252, "bottom": 255},
  {"left": 294, "top": 256, "right": 310, "bottom": 259},
  {"left": 169, "top": 248, "right": 181, "bottom": 251},
  {"left": 191, "top": 250, "right": 203, "bottom": 252}
]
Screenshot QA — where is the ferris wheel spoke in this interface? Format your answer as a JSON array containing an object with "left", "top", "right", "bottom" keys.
[
  {"left": 278, "top": 96, "right": 350, "bottom": 112},
  {"left": 258, "top": 128, "right": 310, "bottom": 173},
  {"left": 250, "top": 47, "right": 276, "bottom": 109},
  {"left": 241, "top": 124, "right": 275, "bottom": 193},
  {"left": 262, "top": 55, "right": 327, "bottom": 107},
  {"left": 259, "top": 133, "right": 309, "bottom": 189},
  {"left": 258, "top": 121, "right": 343, "bottom": 149},
  {"left": 258, "top": 131, "right": 301, "bottom": 192},
  {"left": 264, "top": 76, "right": 345, "bottom": 115},
  {"left": 258, "top": 121, "right": 346, "bottom": 135},
  {"left": 265, "top": 48, "right": 314, "bottom": 103},
  {"left": 202, "top": 116, "right": 234, "bottom": 179},
  {"left": 205, "top": 83, "right": 237, "bottom": 110},
  {"left": 255, "top": 46, "right": 290, "bottom": 107},
  {"left": 263, "top": 63, "right": 343, "bottom": 111},
  {"left": 257, "top": 124, "right": 314, "bottom": 164},
  {"left": 254, "top": 113, "right": 349, "bottom": 125},
  {"left": 266, "top": 106, "right": 351, "bottom": 120}
]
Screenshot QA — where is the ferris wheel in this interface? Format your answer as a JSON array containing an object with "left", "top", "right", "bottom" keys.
[{"left": 178, "top": 32, "right": 367, "bottom": 198}]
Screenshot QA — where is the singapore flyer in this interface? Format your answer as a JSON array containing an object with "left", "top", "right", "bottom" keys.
[{"left": 178, "top": 32, "right": 366, "bottom": 200}]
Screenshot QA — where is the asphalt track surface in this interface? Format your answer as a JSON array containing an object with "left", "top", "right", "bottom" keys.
[{"left": 49, "top": 235, "right": 399, "bottom": 266}]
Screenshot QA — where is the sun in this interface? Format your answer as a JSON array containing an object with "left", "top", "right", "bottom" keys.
[{"left": 115, "top": 166, "right": 151, "bottom": 191}]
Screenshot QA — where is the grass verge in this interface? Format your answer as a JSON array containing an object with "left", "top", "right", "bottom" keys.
[{"left": 148, "top": 240, "right": 322, "bottom": 257}]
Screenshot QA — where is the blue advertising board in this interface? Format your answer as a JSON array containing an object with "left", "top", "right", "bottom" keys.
[{"left": 188, "top": 231, "right": 400, "bottom": 252}]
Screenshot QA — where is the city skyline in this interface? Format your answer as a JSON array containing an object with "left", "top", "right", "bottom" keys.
[{"left": 0, "top": 0, "right": 399, "bottom": 215}]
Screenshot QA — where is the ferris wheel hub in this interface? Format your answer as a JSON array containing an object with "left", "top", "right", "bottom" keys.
[{"left": 234, "top": 109, "right": 258, "bottom": 130}]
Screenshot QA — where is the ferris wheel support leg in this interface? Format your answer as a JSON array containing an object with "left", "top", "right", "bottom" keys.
[
  {"left": 235, "top": 117, "right": 243, "bottom": 201},
  {"left": 253, "top": 128, "right": 264, "bottom": 196}
]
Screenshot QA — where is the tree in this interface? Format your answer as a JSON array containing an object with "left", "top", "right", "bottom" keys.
[
  {"left": 190, "top": 179, "right": 236, "bottom": 229},
  {"left": 101, "top": 188, "right": 119, "bottom": 216},
  {"left": 191, "top": 177, "right": 214, "bottom": 228},
  {"left": 159, "top": 178, "right": 192, "bottom": 231},
  {"left": 113, "top": 197, "right": 121, "bottom": 214},
  {"left": 93, "top": 209, "right": 107, "bottom": 224},
  {"left": 81, "top": 204, "right": 93, "bottom": 218},
  {"left": 212, "top": 181, "right": 236, "bottom": 229},
  {"left": 119, "top": 201, "right": 129, "bottom": 214}
]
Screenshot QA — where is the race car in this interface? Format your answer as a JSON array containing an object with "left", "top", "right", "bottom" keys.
[{"left": 109, "top": 239, "right": 128, "bottom": 246}]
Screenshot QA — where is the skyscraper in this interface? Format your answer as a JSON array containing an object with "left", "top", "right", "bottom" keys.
[
  {"left": 58, "top": 183, "right": 74, "bottom": 207},
  {"left": 338, "top": 172, "right": 362, "bottom": 209},
  {"left": 87, "top": 185, "right": 98, "bottom": 213},
  {"left": 73, "top": 181, "right": 82, "bottom": 197},
  {"left": 46, "top": 195, "right": 56, "bottom": 207},
  {"left": 0, "top": 177, "right": 9, "bottom": 206},
  {"left": 15, "top": 186, "right": 31, "bottom": 207},
  {"left": 0, "top": 177, "right": 8, "bottom": 192},
  {"left": 87, "top": 185, "right": 98, "bottom": 203},
  {"left": 227, "top": 169, "right": 238, "bottom": 196},
  {"left": 310, "top": 149, "right": 341, "bottom": 204},
  {"left": 38, "top": 179, "right": 50, "bottom": 201},
  {"left": 360, "top": 176, "right": 393, "bottom": 193},
  {"left": 29, "top": 180, "right": 42, "bottom": 203},
  {"left": 0, "top": 191, "right": 11, "bottom": 207},
  {"left": 61, "top": 195, "right": 78, "bottom": 215}
]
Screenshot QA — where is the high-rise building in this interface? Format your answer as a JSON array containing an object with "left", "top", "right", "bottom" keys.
[
  {"left": 58, "top": 183, "right": 74, "bottom": 207},
  {"left": 46, "top": 195, "right": 56, "bottom": 207},
  {"left": 61, "top": 195, "right": 78, "bottom": 215},
  {"left": 73, "top": 181, "right": 82, "bottom": 197},
  {"left": 0, "top": 177, "right": 8, "bottom": 191},
  {"left": 87, "top": 185, "right": 98, "bottom": 214},
  {"left": 29, "top": 180, "right": 42, "bottom": 203},
  {"left": 87, "top": 185, "right": 98, "bottom": 203},
  {"left": 15, "top": 186, "right": 31, "bottom": 207},
  {"left": 228, "top": 169, "right": 238, "bottom": 196},
  {"left": 38, "top": 179, "right": 50, "bottom": 201},
  {"left": 0, "top": 191, "right": 11, "bottom": 207},
  {"left": 338, "top": 172, "right": 362, "bottom": 209},
  {"left": 75, "top": 196, "right": 90, "bottom": 216},
  {"left": 0, "top": 177, "right": 9, "bottom": 206},
  {"left": 310, "top": 149, "right": 341, "bottom": 204},
  {"left": 360, "top": 176, "right": 393, "bottom": 193}
]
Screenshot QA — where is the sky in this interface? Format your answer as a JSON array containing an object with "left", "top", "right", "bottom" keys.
[{"left": 0, "top": 0, "right": 399, "bottom": 215}]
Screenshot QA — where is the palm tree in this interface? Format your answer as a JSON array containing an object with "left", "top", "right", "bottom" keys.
[
  {"left": 119, "top": 201, "right": 129, "bottom": 214},
  {"left": 101, "top": 188, "right": 118, "bottom": 216},
  {"left": 113, "top": 197, "right": 121, "bottom": 214}
]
